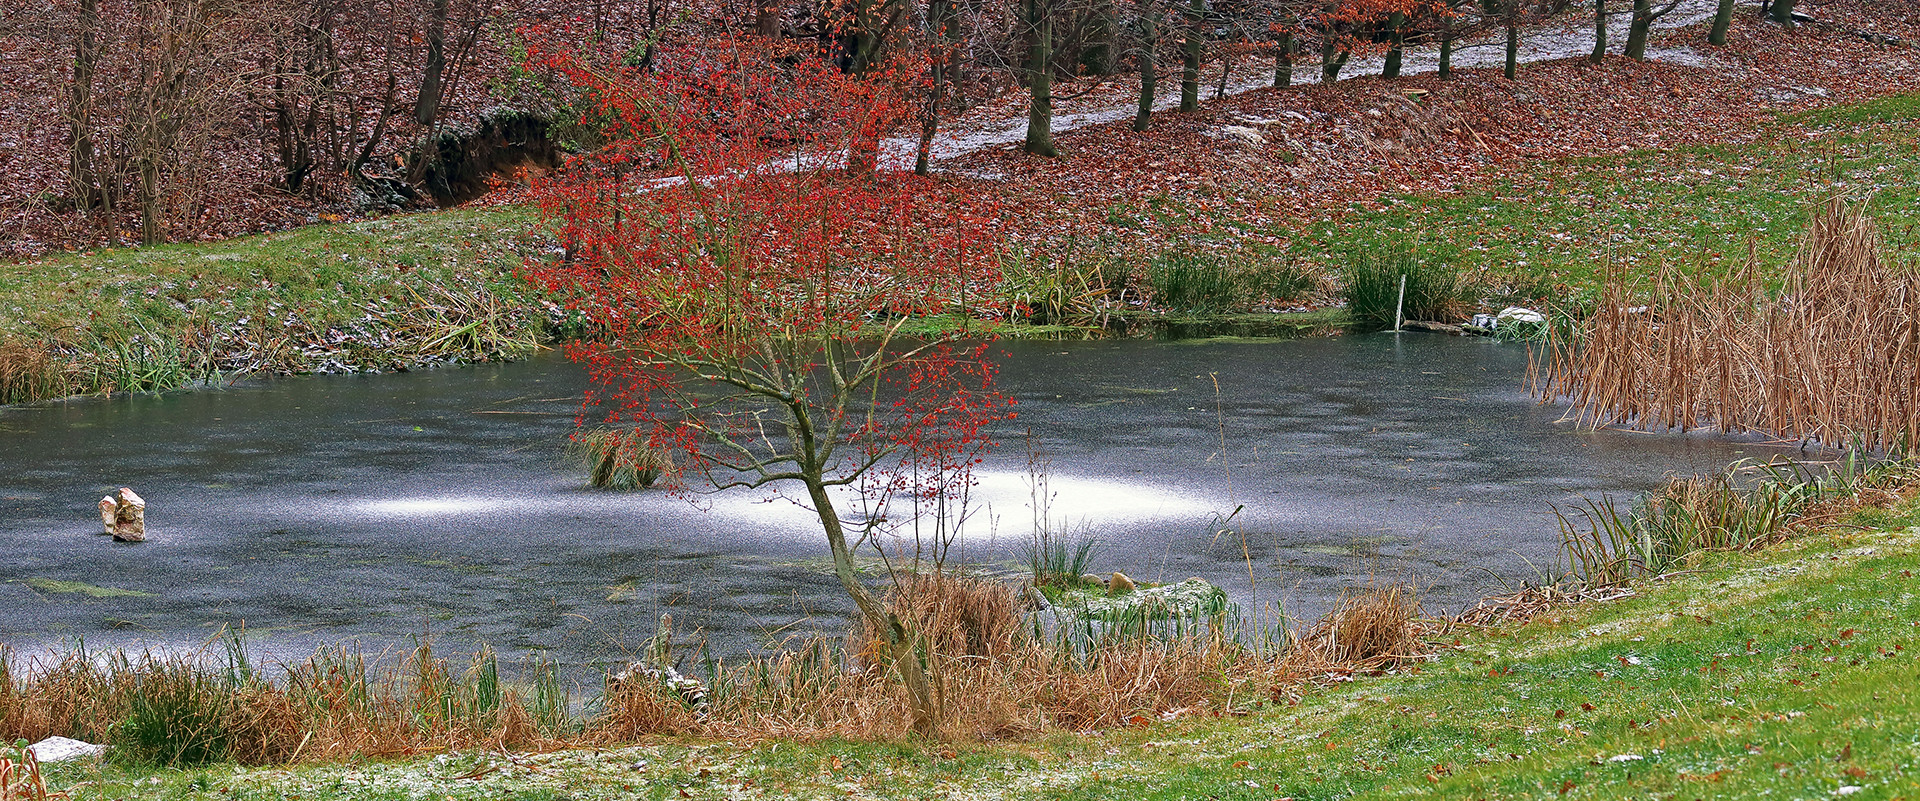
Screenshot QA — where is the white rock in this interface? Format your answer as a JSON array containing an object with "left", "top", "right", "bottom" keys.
[
  {"left": 28, "top": 736, "right": 107, "bottom": 762},
  {"left": 1496, "top": 306, "right": 1547, "bottom": 325},
  {"left": 1608, "top": 753, "right": 1644, "bottom": 763},
  {"left": 98, "top": 496, "right": 117, "bottom": 535}
]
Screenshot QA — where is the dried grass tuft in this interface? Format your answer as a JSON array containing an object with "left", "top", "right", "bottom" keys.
[
  {"left": 0, "top": 344, "right": 68, "bottom": 405},
  {"left": 1, "top": 576, "right": 1441, "bottom": 756},
  {"left": 1294, "top": 583, "right": 1426, "bottom": 667}
]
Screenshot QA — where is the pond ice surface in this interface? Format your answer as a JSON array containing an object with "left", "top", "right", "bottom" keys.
[{"left": 0, "top": 334, "right": 1802, "bottom": 676}]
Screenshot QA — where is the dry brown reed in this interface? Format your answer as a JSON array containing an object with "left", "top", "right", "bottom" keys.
[
  {"left": 0, "top": 745, "right": 64, "bottom": 801},
  {"left": 2, "top": 576, "right": 1438, "bottom": 758},
  {"left": 0, "top": 345, "right": 67, "bottom": 405},
  {"left": 1537, "top": 198, "right": 1920, "bottom": 451},
  {"left": 0, "top": 641, "right": 560, "bottom": 767}
]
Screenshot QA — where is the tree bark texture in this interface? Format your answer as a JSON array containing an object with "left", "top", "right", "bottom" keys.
[
  {"left": 1133, "top": 0, "right": 1156, "bottom": 131},
  {"left": 415, "top": 0, "right": 448, "bottom": 125},
  {"left": 1591, "top": 0, "right": 1607, "bottom": 63},
  {"left": 1023, "top": 0, "right": 1056, "bottom": 155},
  {"left": 1178, "top": 0, "right": 1201, "bottom": 112},
  {"left": 1709, "top": 0, "right": 1735, "bottom": 44}
]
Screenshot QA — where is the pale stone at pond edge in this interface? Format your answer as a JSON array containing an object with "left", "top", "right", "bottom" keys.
[
  {"left": 97, "top": 496, "right": 116, "bottom": 535},
  {"left": 104, "top": 487, "right": 147, "bottom": 542},
  {"left": 28, "top": 735, "right": 107, "bottom": 762},
  {"left": 1108, "top": 571, "right": 1137, "bottom": 594}
]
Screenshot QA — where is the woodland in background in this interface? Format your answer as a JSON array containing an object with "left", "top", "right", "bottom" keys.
[{"left": 0, "top": 0, "right": 1834, "bottom": 257}]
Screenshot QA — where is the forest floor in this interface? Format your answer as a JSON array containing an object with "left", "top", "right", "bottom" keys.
[{"left": 34, "top": 488, "right": 1920, "bottom": 799}]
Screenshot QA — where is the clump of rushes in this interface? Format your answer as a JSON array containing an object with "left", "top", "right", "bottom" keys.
[
  {"left": 1145, "top": 249, "right": 1314, "bottom": 314},
  {"left": 1340, "top": 249, "right": 1468, "bottom": 331},
  {"left": 1557, "top": 452, "right": 1916, "bottom": 586},
  {"left": 572, "top": 428, "right": 674, "bottom": 489}
]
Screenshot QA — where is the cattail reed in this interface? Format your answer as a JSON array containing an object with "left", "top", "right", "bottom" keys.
[{"left": 1536, "top": 198, "right": 1920, "bottom": 452}]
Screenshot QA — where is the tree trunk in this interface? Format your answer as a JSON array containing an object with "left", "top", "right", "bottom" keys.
[
  {"left": 1438, "top": 21, "right": 1455, "bottom": 79},
  {"left": 139, "top": 157, "right": 164, "bottom": 246},
  {"left": 1178, "top": 0, "right": 1201, "bottom": 112},
  {"left": 1769, "top": 0, "right": 1795, "bottom": 29},
  {"left": 1382, "top": 11, "right": 1406, "bottom": 78},
  {"left": 1134, "top": 0, "right": 1156, "bottom": 131},
  {"left": 756, "top": 0, "right": 781, "bottom": 36},
  {"left": 1707, "top": 0, "right": 1734, "bottom": 43},
  {"left": 1274, "top": 28, "right": 1293, "bottom": 88},
  {"left": 1504, "top": 16, "right": 1519, "bottom": 79},
  {"left": 1625, "top": 0, "right": 1651, "bottom": 59},
  {"left": 415, "top": 0, "right": 448, "bottom": 125},
  {"left": 1023, "top": 0, "right": 1056, "bottom": 156},
  {"left": 68, "top": 0, "right": 100, "bottom": 210},
  {"left": 1590, "top": 0, "right": 1606, "bottom": 62}
]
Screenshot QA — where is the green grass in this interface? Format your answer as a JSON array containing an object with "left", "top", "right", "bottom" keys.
[
  {"left": 35, "top": 496, "right": 1920, "bottom": 798},
  {"left": 1286, "top": 92, "right": 1920, "bottom": 296}
]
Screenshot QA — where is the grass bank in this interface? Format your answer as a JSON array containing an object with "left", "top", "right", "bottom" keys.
[
  {"left": 0, "top": 207, "right": 548, "bottom": 403},
  {"left": 19, "top": 482, "right": 1920, "bottom": 799},
  {"left": 1284, "top": 93, "right": 1920, "bottom": 296}
]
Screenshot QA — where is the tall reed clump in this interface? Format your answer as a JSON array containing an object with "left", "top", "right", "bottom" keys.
[
  {"left": 1290, "top": 583, "right": 1425, "bottom": 669},
  {"left": 0, "top": 345, "right": 69, "bottom": 404},
  {"left": 1537, "top": 198, "right": 1920, "bottom": 451},
  {"left": 1558, "top": 453, "right": 1916, "bottom": 586},
  {"left": 1340, "top": 250, "right": 1467, "bottom": 331}
]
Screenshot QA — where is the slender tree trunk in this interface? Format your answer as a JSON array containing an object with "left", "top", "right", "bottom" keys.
[
  {"left": 914, "top": 0, "right": 951, "bottom": 174},
  {"left": 1321, "top": 33, "right": 1349, "bottom": 83},
  {"left": 1708, "top": 0, "right": 1734, "bottom": 43},
  {"left": 1274, "top": 28, "right": 1293, "bottom": 88},
  {"left": 1383, "top": 11, "right": 1406, "bottom": 78},
  {"left": 1178, "top": 0, "right": 1201, "bottom": 112},
  {"left": 1023, "top": 0, "right": 1056, "bottom": 155},
  {"left": 1438, "top": 19, "right": 1455, "bottom": 79},
  {"left": 1625, "top": 0, "right": 1651, "bottom": 59},
  {"left": 139, "top": 158, "right": 164, "bottom": 246},
  {"left": 1134, "top": 0, "right": 1156, "bottom": 131},
  {"left": 1504, "top": 15, "right": 1519, "bottom": 79},
  {"left": 68, "top": 0, "right": 100, "bottom": 210},
  {"left": 415, "top": 0, "right": 448, "bottom": 125},
  {"left": 1591, "top": 0, "right": 1607, "bottom": 62},
  {"left": 806, "top": 479, "right": 940, "bottom": 738}
]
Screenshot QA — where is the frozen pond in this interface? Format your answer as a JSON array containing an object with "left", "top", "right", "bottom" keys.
[{"left": 0, "top": 333, "right": 1800, "bottom": 675}]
